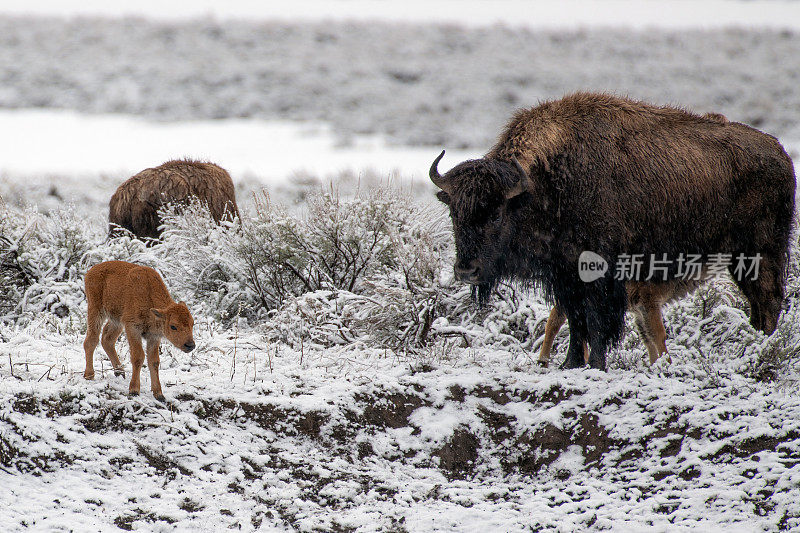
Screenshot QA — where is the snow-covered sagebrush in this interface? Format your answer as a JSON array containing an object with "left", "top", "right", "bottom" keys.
[{"left": 2, "top": 185, "right": 799, "bottom": 381}]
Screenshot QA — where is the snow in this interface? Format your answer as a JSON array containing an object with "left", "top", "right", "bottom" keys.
[
  {"left": 2, "top": 327, "right": 799, "bottom": 531},
  {"left": 1, "top": 0, "right": 799, "bottom": 30},
  {"left": 2, "top": 189, "right": 799, "bottom": 530},
  {"left": 2, "top": 4, "right": 800, "bottom": 532},
  {"left": 0, "top": 109, "right": 476, "bottom": 182},
  {"left": 3, "top": 16, "right": 799, "bottom": 151}
]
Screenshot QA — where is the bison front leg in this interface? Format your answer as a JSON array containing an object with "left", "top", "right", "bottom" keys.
[
  {"left": 553, "top": 279, "right": 589, "bottom": 370},
  {"left": 585, "top": 279, "right": 627, "bottom": 371},
  {"left": 125, "top": 326, "right": 146, "bottom": 397},
  {"left": 560, "top": 312, "right": 588, "bottom": 369},
  {"left": 145, "top": 338, "right": 165, "bottom": 403}
]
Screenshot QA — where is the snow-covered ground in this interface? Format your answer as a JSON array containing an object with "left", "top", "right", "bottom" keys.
[
  {"left": 2, "top": 161, "right": 799, "bottom": 532},
  {"left": 2, "top": 325, "right": 800, "bottom": 532},
  {"left": 2, "top": 16, "right": 799, "bottom": 150},
  {"left": 0, "top": 109, "right": 475, "bottom": 182},
  {"left": 2, "top": 0, "right": 800, "bottom": 30},
  {"left": 2, "top": 3, "right": 800, "bottom": 532}
]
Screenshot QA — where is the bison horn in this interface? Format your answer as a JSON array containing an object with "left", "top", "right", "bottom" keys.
[
  {"left": 429, "top": 150, "right": 451, "bottom": 193},
  {"left": 505, "top": 156, "right": 533, "bottom": 199}
]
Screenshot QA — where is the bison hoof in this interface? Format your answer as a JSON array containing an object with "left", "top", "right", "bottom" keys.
[
  {"left": 114, "top": 368, "right": 126, "bottom": 378},
  {"left": 154, "top": 393, "right": 166, "bottom": 403},
  {"left": 537, "top": 360, "right": 549, "bottom": 369},
  {"left": 128, "top": 391, "right": 140, "bottom": 398},
  {"left": 560, "top": 358, "right": 585, "bottom": 370}
]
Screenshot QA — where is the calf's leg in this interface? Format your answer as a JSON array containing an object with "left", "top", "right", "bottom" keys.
[
  {"left": 126, "top": 326, "right": 146, "bottom": 396},
  {"left": 101, "top": 321, "right": 126, "bottom": 377},
  {"left": 145, "top": 338, "right": 165, "bottom": 403},
  {"left": 83, "top": 307, "right": 102, "bottom": 380}
]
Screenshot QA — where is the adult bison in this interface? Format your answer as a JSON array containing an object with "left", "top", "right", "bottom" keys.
[
  {"left": 431, "top": 92, "right": 795, "bottom": 370},
  {"left": 109, "top": 159, "right": 240, "bottom": 240}
]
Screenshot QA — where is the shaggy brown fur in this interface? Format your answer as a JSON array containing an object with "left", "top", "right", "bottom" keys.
[
  {"left": 83, "top": 261, "right": 195, "bottom": 402},
  {"left": 431, "top": 92, "right": 795, "bottom": 370},
  {"left": 109, "top": 159, "right": 239, "bottom": 240}
]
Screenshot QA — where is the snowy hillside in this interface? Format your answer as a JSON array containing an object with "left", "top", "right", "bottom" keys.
[
  {"left": 2, "top": 5, "right": 800, "bottom": 532},
  {"left": 2, "top": 347, "right": 800, "bottom": 531},
  {"left": 2, "top": 182, "right": 800, "bottom": 531}
]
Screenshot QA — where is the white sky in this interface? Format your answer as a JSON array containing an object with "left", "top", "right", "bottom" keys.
[{"left": 1, "top": 0, "right": 799, "bottom": 30}]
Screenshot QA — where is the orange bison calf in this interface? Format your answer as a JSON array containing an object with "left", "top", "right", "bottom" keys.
[{"left": 83, "top": 260, "right": 195, "bottom": 402}]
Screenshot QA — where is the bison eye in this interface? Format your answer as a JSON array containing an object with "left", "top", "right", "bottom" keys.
[
  {"left": 492, "top": 211, "right": 502, "bottom": 224},
  {"left": 170, "top": 325, "right": 177, "bottom": 331}
]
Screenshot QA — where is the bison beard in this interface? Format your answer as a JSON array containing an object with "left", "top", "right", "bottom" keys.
[{"left": 431, "top": 92, "right": 795, "bottom": 371}]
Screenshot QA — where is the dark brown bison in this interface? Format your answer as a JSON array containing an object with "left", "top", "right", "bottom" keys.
[
  {"left": 431, "top": 92, "right": 795, "bottom": 370},
  {"left": 109, "top": 159, "right": 240, "bottom": 240},
  {"left": 540, "top": 111, "right": 732, "bottom": 366}
]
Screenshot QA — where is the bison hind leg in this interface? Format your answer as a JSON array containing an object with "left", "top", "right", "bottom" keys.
[
  {"left": 539, "top": 305, "right": 568, "bottom": 367},
  {"left": 83, "top": 309, "right": 104, "bottom": 380},
  {"left": 730, "top": 253, "right": 786, "bottom": 335},
  {"left": 101, "top": 321, "right": 126, "bottom": 377}
]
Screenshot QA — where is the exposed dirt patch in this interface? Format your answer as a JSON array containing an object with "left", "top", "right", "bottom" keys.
[
  {"left": 80, "top": 406, "right": 134, "bottom": 433},
  {"left": 135, "top": 442, "right": 191, "bottom": 478},
  {"left": 521, "top": 384, "right": 583, "bottom": 405},
  {"left": 472, "top": 385, "right": 513, "bottom": 405},
  {"left": 435, "top": 428, "right": 480, "bottom": 480},
  {"left": 709, "top": 431, "right": 800, "bottom": 461},
  {"left": 477, "top": 405, "right": 514, "bottom": 445},
  {"left": 113, "top": 508, "right": 176, "bottom": 530},
  {"left": 355, "top": 391, "right": 427, "bottom": 429},
  {"left": 12, "top": 392, "right": 84, "bottom": 418},
  {"left": 179, "top": 498, "right": 205, "bottom": 513}
]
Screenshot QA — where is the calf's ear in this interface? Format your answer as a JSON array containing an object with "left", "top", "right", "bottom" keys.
[{"left": 151, "top": 308, "right": 164, "bottom": 320}]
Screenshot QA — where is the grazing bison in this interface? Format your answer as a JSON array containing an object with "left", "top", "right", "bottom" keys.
[
  {"left": 83, "top": 260, "right": 195, "bottom": 402},
  {"left": 109, "top": 159, "right": 239, "bottom": 240},
  {"left": 431, "top": 92, "right": 795, "bottom": 370}
]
